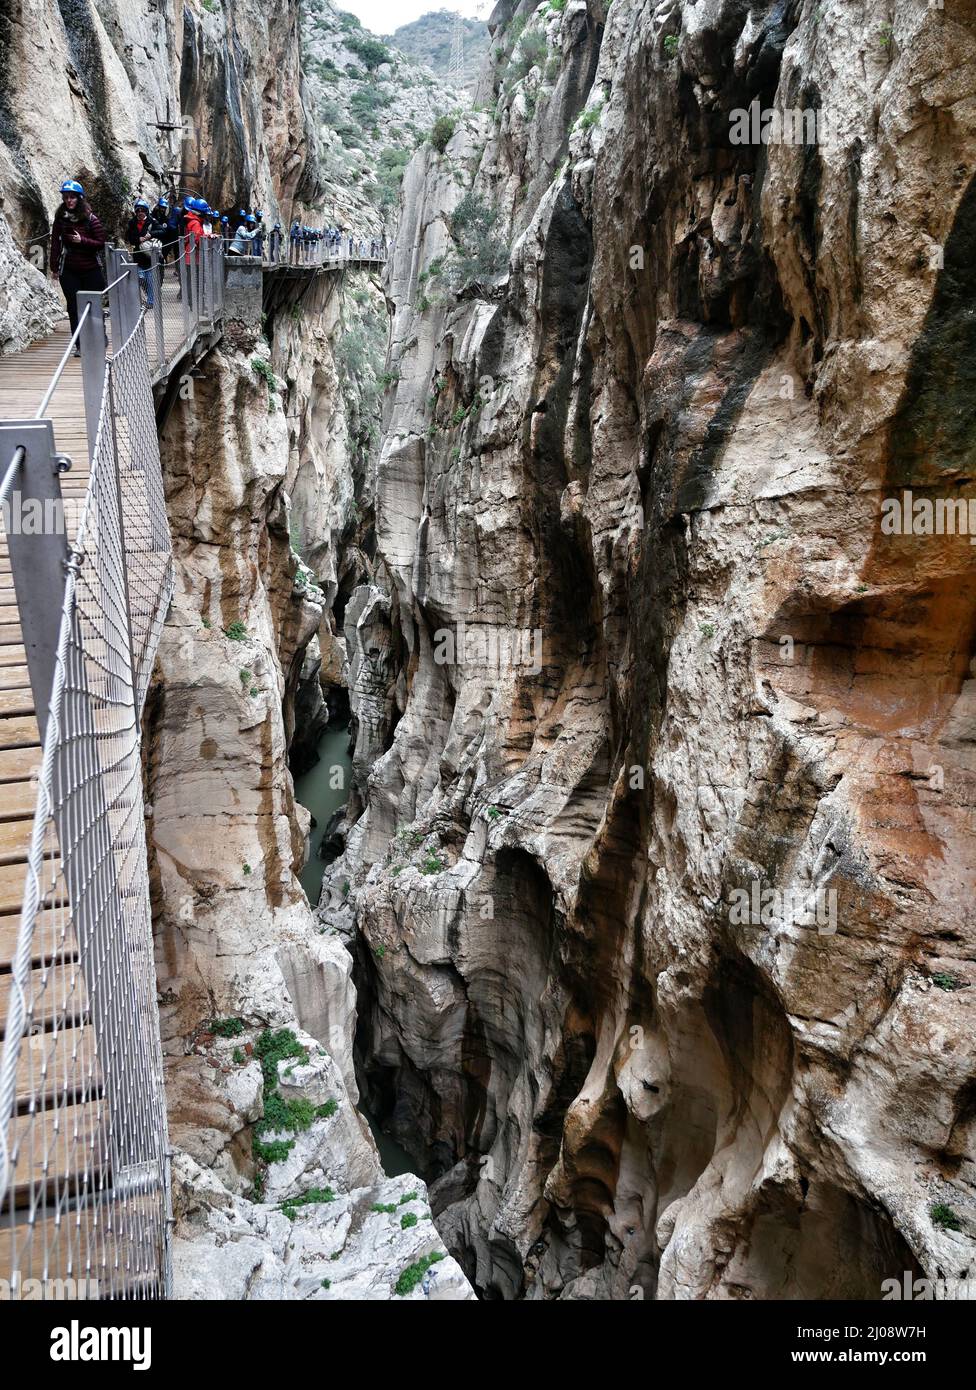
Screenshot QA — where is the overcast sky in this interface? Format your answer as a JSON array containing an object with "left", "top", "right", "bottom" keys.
[{"left": 336, "top": 1, "right": 492, "bottom": 36}]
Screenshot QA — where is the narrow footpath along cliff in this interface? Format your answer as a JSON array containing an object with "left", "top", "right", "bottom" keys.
[{"left": 329, "top": 0, "right": 976, "bottom": 1299}]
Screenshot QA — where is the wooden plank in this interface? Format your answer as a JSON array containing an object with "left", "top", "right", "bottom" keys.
[
  {"left": 0, "top": 745, "right": 41, "bottom": 781},
  {"left": 0, "top": 960, "right": 87, "bottom": 1035},
  {"left": 0, "top": 1190, "right": 164, "bottom": 1293},
  {"left": 14, "top": 1023, "right": 97, "bottom": 1107},
  {"left": 0, "top": 689, "right": 34, "bottom": 717},
  {"left": 0, "top": 814, "right": 33, "bottom": 864},
  {"left": 7, "top": 1101, "right": 106, "bottom": 1205},
  {"left": 0, "top": 714, "right": 39, "bottom": 750},
  {"left": 0, "top": 779, "right": 38, "bottom": 820},
  {"left": 0, "top": 667, "right": 32, "bottom": 692},
  {"left": 0, "top": 860, "right": 66, "bottom": 915},
  {"left": 0, "top": 908, "right": 77, "bottom": 969}
]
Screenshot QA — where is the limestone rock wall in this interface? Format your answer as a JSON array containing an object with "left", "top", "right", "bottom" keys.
[{"left": 340, "top": 0, "right": 976, "bottom": 1300}]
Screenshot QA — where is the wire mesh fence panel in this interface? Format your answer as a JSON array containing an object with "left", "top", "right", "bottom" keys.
[
  {"left": 0, "top": 285, "right": 172, "bottom": 1301},
  {"left": 107, "top": 319, "right": 174, "bottom": 713}
]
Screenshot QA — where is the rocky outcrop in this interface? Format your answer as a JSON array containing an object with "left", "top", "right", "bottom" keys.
[
  {"left": 0, "top": 0, "right": 474, "bottom": 1300},
  {"left": 338, "top": 0, "right": 976, "bottom": 1300}
]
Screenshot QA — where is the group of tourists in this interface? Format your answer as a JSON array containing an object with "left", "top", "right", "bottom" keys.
[
  {"left": 287, "top": 222, "right": 387, "bottom": 264},
  {"left": 50, "top": 178, "right": 388, "bottom": 345}
]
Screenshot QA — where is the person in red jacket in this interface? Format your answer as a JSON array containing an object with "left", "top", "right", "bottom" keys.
[
  {"left": 183, "top": 196, "right": 205, "bottom": 262},
  {"left": 49, "top": 180, "right": 107, "bottom": 343}
]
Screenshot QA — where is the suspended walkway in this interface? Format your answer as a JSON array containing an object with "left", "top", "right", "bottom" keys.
[
  {"left": 0, "top": 235, "right": 225, "bottom": 1300},
  {"left": 0, "top": 229, "right": 385, "bottom": 1300}
]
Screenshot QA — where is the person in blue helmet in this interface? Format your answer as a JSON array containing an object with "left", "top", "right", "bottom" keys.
[
  {"left": 228, "top": 212, "right": 259, "bottom": 257},
  {"left": 269, "top": 221, "right": 282, "bottom": 263},
  {"left": 50, "top": 179, "right": 107, "bottom": 346},
  {"left": 253, "top": 208, "right": 264, "bottom": 260}
]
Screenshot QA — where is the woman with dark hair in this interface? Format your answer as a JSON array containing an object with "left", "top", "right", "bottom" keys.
[{"left": 49, "top": 179, "right": 107, "bottom": 348}]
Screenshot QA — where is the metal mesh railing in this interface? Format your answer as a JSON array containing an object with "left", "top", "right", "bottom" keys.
[
  {"left": 273, "top": 237, "right": 387, "bottom": 268},
  {"left": 110, "top": 235, "right": 224, "bottom": 381},
  {"left": 0, "top": 273, "right": 174, "bottom": 1298}
]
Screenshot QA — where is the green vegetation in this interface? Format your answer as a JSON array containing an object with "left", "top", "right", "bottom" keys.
[
  {"left": 399, "top": 1191, "right": 418, "bottom": 1205},
  {"left": 242, "top": 863, "right": 252, "bottom": 876},
  {"left": 510, "top": 28, "right": 548, "bottom": 82},
  {"left": 280, "top": 1187, "right": 335, "bottom": 1221},
  {"left": 249, "top": 1027, "right": 338, "bottom": 1182},
  {"left": 394, "top": 1251, "right": 445, "bottom": 1296},
  {"left": 371, "top": 1202, "right": 397, "bottom": 1214},
  {"left": 209, "top": 1017, "right": 245, "bottom": 1038},
  {"left": 577, "top": 99, "right": 604, "bottom": 131},
  {"left": 232, "top": 1047, "right": 246, "bottom": 1065},
  {"left": 421, "top": 853, "right": 446, "bottom": 875},
  {"left": 251, "top": 356, "right": 279, "bottom": 412},
  {"left": 932, "top": 972, "right": 962, "bottom": 991},
  {"left": 429, "top": 113, "right": 457, "bottom": 153},
  {"left": 255, "top": 1028, "right": 308, "bottom": 1091},
  {"left": 400, "top": 1211, "right": 418, "bottom": 1230},
  {"left": 225, "top": 621, "right": 248, "bottom": 641},
  {"left": 321, "top": 1278, "right": 331, "bottom": 1289},
  {"left": 930, "top": 1202, "right": 962, "bottom": 1231},
  {"left": 487, "top": 806, "right": 503, "bottom": 821},
  {"left": 374, "top": 944, "right": 386, "bottom": 960},
  {"left": 699, "top": 623, "right": 715, "bottom": 640},
  {"left": 347, "top": 32, "right": 393, "bottom": 70},
  {"left": 350, "top": 81, "right": 393, "bottom": 123},
  {"left": 664, "top": 34, "right": 679, "bottom": 58},
  {"left": 446, "top": 190, "right": 508, "bottom": 290}
]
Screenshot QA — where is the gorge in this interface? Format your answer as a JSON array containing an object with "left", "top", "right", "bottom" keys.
[{"left": 0, "top": 0, "right": 973, "bottom": 1308}]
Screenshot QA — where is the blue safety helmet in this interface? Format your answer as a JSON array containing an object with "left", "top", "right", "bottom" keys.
[
  {"left": 245, "top": 213, "right": 257, "bottom": 225},
  {"left": 134, "top": 197, "right": 150, "bottom": 210},
  {"left": 221, "top": 216, "right": 229, "bottom": 225},
  {"left": 255, "top": 209, "right": 263, "bottom": 217},
  {"left": 238, "top": 208, "right": 246, "bottom": 216},
  {"left": 60, "top": 179, "right": 84, "bottom": 197},
  {"left": 158, "top": 196, "right": 169, "bottom": 207}
]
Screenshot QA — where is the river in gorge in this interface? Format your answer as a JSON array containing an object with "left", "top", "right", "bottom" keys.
[
  {"left": 293, "top": 725, "right": 353, "bottom": 904},
  {"left": 293, "top": 725, "right": 416, "bottom": 1179}
]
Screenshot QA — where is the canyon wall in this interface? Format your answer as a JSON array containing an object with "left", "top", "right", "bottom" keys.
[
  {"left": 337, "top": 0, "right": 976, "bottom": 1299},
  {"left": 0, "top": 0, "right": 472, "bottom": 1300}
]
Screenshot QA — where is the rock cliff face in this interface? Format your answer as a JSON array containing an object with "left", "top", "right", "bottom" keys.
[{"left": 337, "top": 0, "right": 976, "bottom": 1299}]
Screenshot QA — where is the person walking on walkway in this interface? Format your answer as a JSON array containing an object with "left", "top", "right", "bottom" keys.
[
  {"left": 228, "top": 213, "right": 259, "bottom": 257},
  {"left": 50, "top": 179, "right": 107, "bottom": 346},
  {"left": 124, "top": 197, "right": 163, "bottom": 309}
]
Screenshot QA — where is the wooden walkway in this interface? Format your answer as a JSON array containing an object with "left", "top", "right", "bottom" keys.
[{"left": 0, "top": 271, "right": 193, "bottom": 1289}]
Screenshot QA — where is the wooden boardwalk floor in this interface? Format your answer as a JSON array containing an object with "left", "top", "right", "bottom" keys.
[{"left": 0, "top": 272, "right": 189, "bottom": 1295}]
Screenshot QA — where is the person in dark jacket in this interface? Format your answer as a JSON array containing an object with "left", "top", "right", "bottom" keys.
[
  {"left": 50, "top": 179, "right": 107, "bottom": 344},
  {"left": 124, "top": 197, "right": 165, "bottom": 308}
]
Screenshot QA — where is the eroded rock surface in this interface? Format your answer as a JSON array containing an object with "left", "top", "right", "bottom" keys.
[{"left": 336, "top": 0, "right": 976, "bottom": 1299}]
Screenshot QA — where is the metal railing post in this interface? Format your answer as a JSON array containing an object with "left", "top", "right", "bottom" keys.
[
  {"left": 77, "top": 290, "right": 107, "bottom": 463},
  {"left": 0, "top": 421, "right": 70, "bottom": 744},
  {"left": 120, "top": 259, "right": 141, "bottom": 343},
  {"left": 194, "top": 238, "right": 203, "bottom": 328},
  {"left": 151, "top": 246, "right": 165, "bottom": 366},
  {"left": 107, "top": 248, "right": 127, "bottom": 352},
  {"left": 178, "top": 243, "right": 191, "bottom": 337}
]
